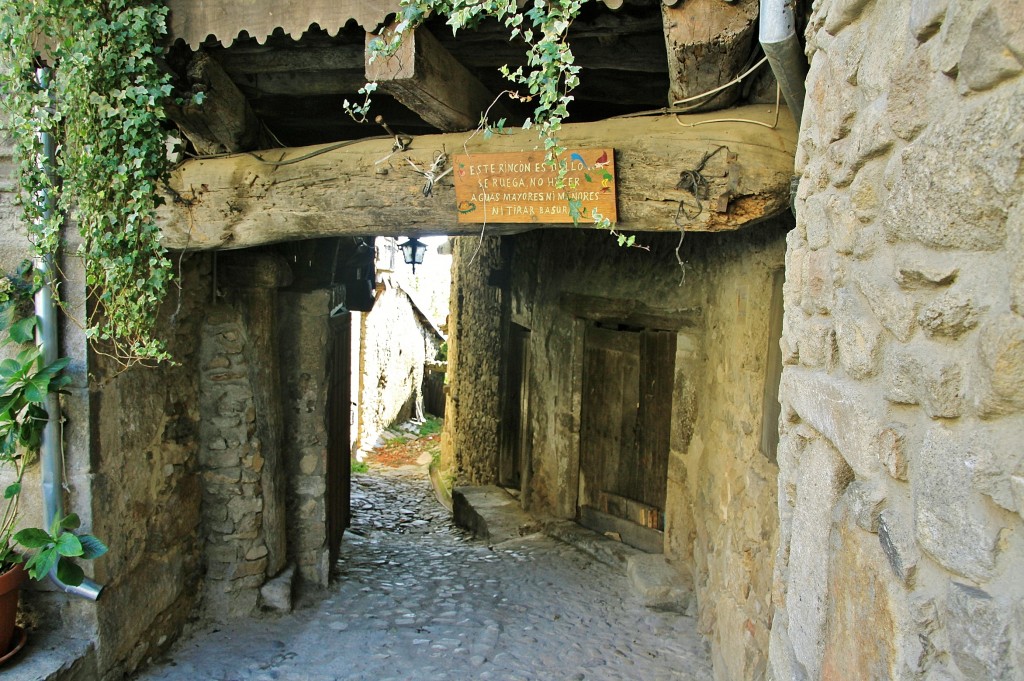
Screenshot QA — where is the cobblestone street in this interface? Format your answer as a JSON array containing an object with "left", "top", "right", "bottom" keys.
[{"left": 135, "top": 467, "right": 711, "bottom": 681}]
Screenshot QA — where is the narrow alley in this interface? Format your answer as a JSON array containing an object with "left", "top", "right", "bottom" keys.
[{"left": 134, "top": 443, "right": 712, "bottom": 681}]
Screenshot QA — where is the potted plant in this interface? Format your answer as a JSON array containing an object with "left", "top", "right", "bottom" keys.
[{"left": 0, "top": 273, "right": 106, "bottom": 661}]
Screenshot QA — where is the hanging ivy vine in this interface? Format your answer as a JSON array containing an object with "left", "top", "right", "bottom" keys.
[
  {"left": 352, "top": 0, "right": 586, "bottom": 170},
  {"left": 0, "top": 0, "right": 175, "bottom": 366}
]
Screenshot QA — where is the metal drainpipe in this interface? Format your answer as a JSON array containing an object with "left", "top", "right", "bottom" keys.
[
  {"left": 34, "top": 68, "right": 103, "bottom": 600},
  {"left": 759, "top": 0, "right": 807, "bottom": 127}
]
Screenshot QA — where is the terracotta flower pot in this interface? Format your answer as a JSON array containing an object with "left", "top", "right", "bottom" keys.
[{"left": 0, "top": 564, "right": 27, "bottom": 654}]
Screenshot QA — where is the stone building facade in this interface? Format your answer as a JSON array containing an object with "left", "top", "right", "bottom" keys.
[{"left": 769, "top": 0, "right": 1023, "bottom": 679}]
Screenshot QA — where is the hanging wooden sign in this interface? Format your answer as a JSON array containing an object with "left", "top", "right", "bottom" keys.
[{"left": 452, "top": 148, "right": 617, "bottom": 224}]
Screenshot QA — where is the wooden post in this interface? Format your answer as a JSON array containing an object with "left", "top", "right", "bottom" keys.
[
  {"left": 166, "top": 51, "right": 265, "bottom": 154},
  {"left": 366, "top": 24, "right": 508, "bottom": 132},
  {"left": 662, "top": 0, "right": 760, "bottom": 111}
]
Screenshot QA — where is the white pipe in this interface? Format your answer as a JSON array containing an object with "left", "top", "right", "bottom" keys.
[
  {"left": 34, "top": 67, "right": 103, "bottom": 601},
  {"left": 759, "top": 0, "right": 807, "bottom": 126}
]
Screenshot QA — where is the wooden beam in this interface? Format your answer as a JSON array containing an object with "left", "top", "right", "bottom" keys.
[
  {"left": 365, "top": 24, "right": 506, "bottom": 132},
  {"left": 559, "top": 292, "right": 702, "bottom": 331},
  {"left": 157, "top": 105, "right": 797, "bottom": 251},
  {"left": 217, "top": 253, "right": 293, "bottom": 288},
  {"left": 166, "top": 51, "right": 265, "bottom": 154},
  {"left": 662, "top": 0, "right": 760, "bottom": 111}
]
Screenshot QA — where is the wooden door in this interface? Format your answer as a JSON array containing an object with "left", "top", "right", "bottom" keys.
[
  {"left": 499, "top": 325, "right": 531, "bottom": 490},
  {"left": 326, "top": 310, "right": 352, "bottom": 569},
  {"left": 578, "top": 324, "right": 675, "bottom": 553}
]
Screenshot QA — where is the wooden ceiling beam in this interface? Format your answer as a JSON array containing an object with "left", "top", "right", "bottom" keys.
[
  {"left": 157, "top": 107, "right": 796, "bottom": 251},
  {"left": 365, "top": 24, "right": 508, "bottom": 132}
]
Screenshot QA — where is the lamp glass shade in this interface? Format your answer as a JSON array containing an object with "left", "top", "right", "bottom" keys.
[{"left": 400, "top": 238, "right": 426, "bottom": 266}]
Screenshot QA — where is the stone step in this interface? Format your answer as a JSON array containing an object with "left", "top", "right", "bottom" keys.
[{"left": 453, "top": 485, "right": 694, "bottom": 613}]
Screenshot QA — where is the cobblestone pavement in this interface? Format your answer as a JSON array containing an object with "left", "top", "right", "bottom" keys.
[{"left": 135, "top": 468, "right": 711, "bottom": 681}]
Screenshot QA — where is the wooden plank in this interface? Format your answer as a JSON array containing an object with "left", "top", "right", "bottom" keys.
[
  {"left": 579, "top": 329, "right": 621, "bottom": 511},
  {"left": 637, "top": 330, "right": 674, "bottom": 510},
  {"left": 157, "top": 107, "right": 797, "bottom": 251},
  {"left": 560, "top": 292, "right": 701, "bottom": 331},
  {"left": 166, "top": 51, "right": 265, "bottom": 154},
  {"left": 326, "top": 311, "right": 352, "bottom": 567},
  {"left": 366, "top": 24, "right": 507, "bottom": 132},
  {"left": 597, "top": 491, "right": 664, "bottom": 531},
  {"left": 453, "top": 149, "right": 616, "bottom": 224},
  {"left": 167, "top": 0, "right": 400, "bottom": 48},
  {"left": 580, "top": 506, "right": 664, "bottom": 554},
  {"left": 662, "top": 0, "right": 760, "bottom": 111}
]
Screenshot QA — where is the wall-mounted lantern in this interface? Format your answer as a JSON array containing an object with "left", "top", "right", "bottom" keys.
[{"left": 399, "top": 237, "right": 427, "bottom": 274}]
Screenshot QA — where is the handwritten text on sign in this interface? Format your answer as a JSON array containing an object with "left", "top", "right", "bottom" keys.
[{"left": 452, "top": 149, "right": 617, "bottom": 224}]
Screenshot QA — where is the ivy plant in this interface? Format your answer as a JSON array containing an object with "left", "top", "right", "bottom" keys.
[
  {"left": 353, "top": 0, "right": 585, "bottom": 172},
  {"left": 0, "top": 0, "right": 175, "bottom": 367},
  {"left": 350, "top": 0, "right": 635, "bottom": 239}
]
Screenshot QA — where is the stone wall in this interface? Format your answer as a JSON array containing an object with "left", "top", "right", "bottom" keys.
[
  {"left": 0, "top": 130, "right": 214, "bottom": 677},
  {"left": 89, "top": 254, "right": 210, "bottom": 676},
  {"left": 280, "top": 290, "right": 331, "bottom": 587},
  {"left": 486, "top": 223, "right": 788, "bottom": 680},
  {"left": 197, "top": 277, "right": 288, "bottom": 620},
  {"left": 442, "top": 236, "right": 505, "bottom": 484},
  {"left": 770, "top": 0, "right": 1024, "bottom": 679},
  {"left": 353, "top": 277, "right": 434, "bottom": 453}
]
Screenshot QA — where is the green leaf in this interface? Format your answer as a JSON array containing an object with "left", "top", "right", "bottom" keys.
[
  {"left": 60, "top": 513, "right": 81, "bottom": 530},
  {"left": 3, "top": 482, "right": 20, "bottom": 499},
  {"left": 9, "top": 316, "right": 36, "bottom": 343},
  {"left": 25, "top": 547, "right": 60, "bottom": 580},
  {"left": 0, "top": 358, "right": 22, "bottom": 378},
  {"left": 56, "top": 557, "right": 85, "bottom": 586},
  {"left": 55, "top": 532, "right": 84, "bottom": 557},
  {"left": 78, "top": 534, "right": 108, "bottom": 560},
  {"left": 13, "top": 527, "right": 52, "bottom": 548},
  {"left": 23, "top": 376, "right": 50, "bottom": 403}
]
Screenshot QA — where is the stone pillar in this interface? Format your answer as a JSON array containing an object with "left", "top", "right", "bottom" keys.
[
  {"left": 441, "top": 236, "right": 505, "bottom": 485},
  {"left": 279, "top": 289, "right": 332, "bottom": 588},
  {"left": 198, "top": 254, "right": 291, "bottom": 618}
]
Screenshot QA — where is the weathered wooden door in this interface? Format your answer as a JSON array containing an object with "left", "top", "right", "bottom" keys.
[
  {"left": 578, "top": 324, "right": 675, "bottom": 553},
  {"left": 499, "top": 324, "right": 531, "bottom": 490},
  {"left": 326, "top": 310, "right": 352, "bottom": 569}
]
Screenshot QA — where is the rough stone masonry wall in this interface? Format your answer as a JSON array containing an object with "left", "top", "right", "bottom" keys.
[
  {"left": 198, "top": 283, "right": 288, "bottom": 619},
  {"left": 89, "top": 255, "right": 211, "bottom": 677},
  {"left": 279, "top": 290, "right": 331, "bottom": 588},
  {"left": 441, "top": 236, "right": 504, "bottom": 484},
  {"left": 770, "top": 1, "right": 1024, "bottom": 679}
]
